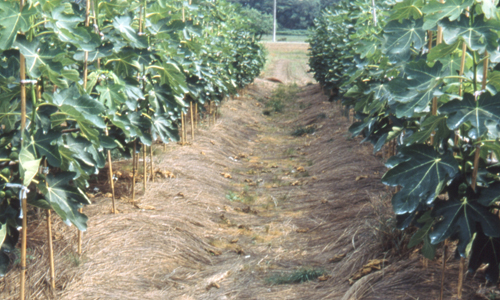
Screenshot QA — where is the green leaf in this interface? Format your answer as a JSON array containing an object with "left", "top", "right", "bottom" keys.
[
  {"left": 427, "top": 39, "right": 461, "bottom": 62},
  {"left": 19, "top": 147, "right": 41, "bottom": 186},
  {"left": 468, "top": 232, "right": 500, "bottom": 282},
  {"left": 390, "top": 59, "right": 446, "bottom": 118},
  {"left": 32, "top": 130, "right": 62, "bottom": 168},
  {"left": 422, "top": 0, "right": 473, "bottom": 30},
  {"left": 382, "top": 144, "right": 459, "bottom": 215},
  {"left": 430, "top": 199, "right": 500, "bottom": 256},
  {"left": 477, "top": 0, "right": 499, "bottom": 20},
  {"left": 389, "top": 0, "right": 424, "bottom": 22},
  {"left": 383, "top": 18, "right": 425, "bottom": 61},
  {"left": 439, "top": 15, "right": 499, "bottom": 54},
  {"left": 439, "top": 92, "right": 500, "bottom": 139},
  {"left": 403, "top": 115, "right": 451, "bottom": 146},
  {"left": 113, "top": 15, "right": 147, "bottom": 49},
  {"left": 96, "top": 83, "right": 127, "bottom": 111},
  {"left": 0, "top": 1, "right": 36, "bottom": 50},
  {"left": 37, "top": 172, "right": 89, "bottom": 231},
  {"left": 151, "top": 114, "right": 179, "bottom": 143},
  {"left": 14, "top": 37, "right": 64, "bottom": 79}
]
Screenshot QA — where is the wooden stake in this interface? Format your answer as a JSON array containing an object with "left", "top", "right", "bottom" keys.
[
  {"left": 149, "top": 140, "right": 154, "bottom": 183},
  {"left": 190, "top": 102, "right": 194, "bottom": 140},
  {"left": 132, "top": 140, "right": 137, "bottom": 201},
  {"left": 143, "top": 144, "right": 146, "bottom": 191},
  {"left": 105, "top": 129, "right": 116, "bottom": 214}
]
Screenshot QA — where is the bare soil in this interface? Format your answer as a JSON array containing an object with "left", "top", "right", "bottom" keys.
[{"left": 0, "top": 43, "right": 488, "bottom": 300}]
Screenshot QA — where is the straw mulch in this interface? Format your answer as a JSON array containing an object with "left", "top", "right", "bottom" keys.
[{"left": 0, "top": 79, "right": 487, "bottom": 299}]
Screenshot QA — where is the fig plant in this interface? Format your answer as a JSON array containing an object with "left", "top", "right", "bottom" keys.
[{"left": 309, "top": 0, "right": 500, "bottom": 285}]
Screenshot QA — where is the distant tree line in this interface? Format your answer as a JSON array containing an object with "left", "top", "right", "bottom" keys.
[{"left": 229, "top": 0, "right": 339, "bottom": 30}]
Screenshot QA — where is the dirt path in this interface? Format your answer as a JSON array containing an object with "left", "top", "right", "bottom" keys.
[{"left": 0, "top": 44, "right": 478, "bottom": 300}]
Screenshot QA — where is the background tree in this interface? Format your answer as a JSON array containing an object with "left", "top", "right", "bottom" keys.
[{"left": 229, "top": 0, "right": 327, "bottom": 30}]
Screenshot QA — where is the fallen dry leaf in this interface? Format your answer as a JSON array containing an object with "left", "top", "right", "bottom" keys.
[
  {"left": 296, "top": 228, "right": 309, "bottom": 233},
  {"left": 221, "top": 173, "right": 232, "bottom": 179},
  {"left": 234, "top": 246, "right": 245, "bottom": 255},
  {"left": 177, "top": 192, "right": 185, "bottom": 197},
  {"left": 328, "top": 253, "right": 346, "bottom": 263},
  {"left": 205, "top": 248, "right": 222, "bottom": 256},
  {"left": 104, "top": 192, "right": 113, "bottom": 198},
  {"left": 355, "top": 175, "right": 368, "bottom": 181},
  {"left": 206, "top": 282, "right": 220, "bottom": 290},
  {"left": 348, "top": 259, "right": 388, "bottom": 284},
  {"left": 296, "top": 166, "right": 305, "bottom": 172},
  {"left": 134, "top": 204, "right": 156, "bottom": 210},
  {"left": 201, "top": 151, "right": 206, "bottom": 155},
  {"left": 210, "top": 140, "right": 216, "bottom": 145},
  {"left": 318, "top": 275, "right": 331, "bottom": 281},
  {"left": 291, "top": 181, "right": 301, "bottom": 186},
  {"left": 230, "top": 107, "right": 237, "bottom": 111},
  {"left": 271, "top": 164, "right": 278, "bottom": 168},
  {"left": 230, "top": 238, "right": 239, "bottom": 243},
  {"left": 244, "top": 179, "right": 253, "bottom": 183}
]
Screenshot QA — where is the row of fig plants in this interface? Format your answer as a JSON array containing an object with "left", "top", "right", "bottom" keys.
[
  {"left": 309, "top": 0, "right": 500, "bottom": 290},
  {"left": 0, "top": 0, "right": 265, "bottom": 288}
]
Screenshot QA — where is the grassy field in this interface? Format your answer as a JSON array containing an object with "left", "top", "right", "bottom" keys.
[
  {"left": 261, "top": 34, "right": 308, "bottom": 43},
  {"left": 260, "top": 42, "right": 314, "bottom": 85}
]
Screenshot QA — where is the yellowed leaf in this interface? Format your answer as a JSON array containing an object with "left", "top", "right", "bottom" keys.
[
  {"left": 328, "top": 253, "right": 346, "bottom": 263},
  {"left": 355, "top": 175, "right": 368, "bottom": 181}
]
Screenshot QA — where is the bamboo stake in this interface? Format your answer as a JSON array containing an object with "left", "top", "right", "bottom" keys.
[
  {"left": 212, "top": 102, "right": 216, "bottom": 125},
  {"left": 143, "top": 144, "right": 146, "bottom": 190},
  {"left": 18, "top": 0, "right": 28, "bottom": 297},
  {"left": 190, "top": 102, "right": 194, "bottom": 140},
  {"left": 208, "top": 101, "right": 212, "bottom": 126},
  {"left": 194, "top": 102, "right": 198, "bottom": 129},
  {"left": 183, "top": 110, "right": 188, "bottom": 142},
  {"left": 41, "top": 161, "right": 56, "bottom": 291},
  {"left": 430, "top": 13, "right": 444, "bottom": 146},
  {"left": 181, "top": 112, "right": 185, "bottom": 145},
  {"left": 150, "top": 140, "right": 154, "bottom": 182},
  {"left": 427, "top": 31, "right": 433, "bottom": 52},
  {"left": 132, "top": 140, "right": 137, "bottom": 201},
  {"left": 78, "top": 0, "right": 92, "bottom": 258},
  {"left": 105, "top": 128, "right": 116, "bottom": 214},
  {"left": 46, "top": 209, "right": 55, "bottom": 290},
  {"left": 440, "top": 241, "right": 447, "bottom": 300}
]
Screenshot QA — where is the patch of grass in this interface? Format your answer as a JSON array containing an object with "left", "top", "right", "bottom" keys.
[
  {"left": 284, "top": 147, "right": 296, "bottom": 156},
  {"left": 226, "top": 191, "right": 241, "bottom": 202},
  {"left": 65, "top": 252, "right": 85, "bottom": 267},
  {"left": 263, "top": 84, "right": 300, "bottom": 115},
  {"left": 266, "top": 267, "right": 326, "bottom": 285},
  {"left": 292, "top": 125, "right": 316, "bottom": 137}
]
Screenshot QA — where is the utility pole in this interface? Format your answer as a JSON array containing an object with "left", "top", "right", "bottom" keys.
[
  {"left": 371, "top": 0, "right": 377, "bottom": 26},
  {"left": 273, "top": 0, "right": 277, "bottom": 42}
]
